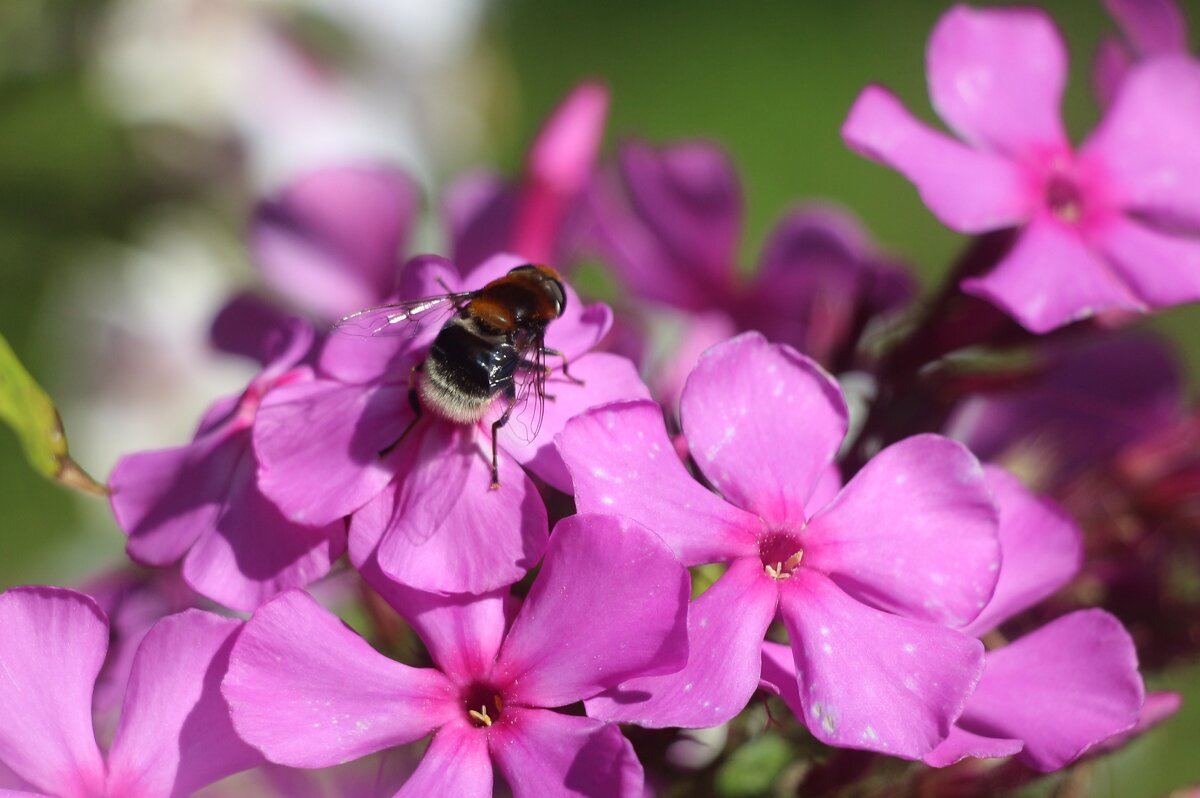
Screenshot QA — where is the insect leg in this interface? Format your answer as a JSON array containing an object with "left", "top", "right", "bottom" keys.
[
  {"left": 541, "top": 348, "right": 585, "bottom": 385},
  {"left": 489, "top": 384, "right": 519, "bottom": 490},
  {"left": 378, "top": 364, "right": 424, "bottom": 458},
  {"left": 435, "top": 277, "right": 472, "bottom": 313}
]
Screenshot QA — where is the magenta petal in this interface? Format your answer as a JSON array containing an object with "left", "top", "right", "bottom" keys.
[
  {"left": 584, "top": 557, "right": 778, "bottom": 729},
  {"left": 681, "top": 332, "right": 848, "bottom": 525},
  {"left": 927, "top": 6, "right": 1069, "bottom": 157},
  {"left": 1094, "top": 214, "right": 1200, "bottom": 307},
  {"left": 105, "top": 612, "right": 261, "bottom": 798},
  {"left": 1093, "top": 36, "right": 1133, "bottom": 110},
  {"left": 252, "top": 165, "right": 417, "bottom": 318},
  {"left": 496, "top": 514, "right": 690, "bottom": 708},
  {"left": 922, "top": 726, "right": 1025, "bottom": 769},
  {"left": 962, "top": 218, "right": 1144, "bottom": 333},
  {"left": 804, "top": 435, "right": 1000, "bottom": 627},
  {"left": 254, "top": 379, "right": 412, "bottom": 526},
  {"left": 780, "top": 571, "right": 985, "bottom": 759},
  {"left": 961, "top": 466, "right": 1081, "bottom": 637},
  {"left": 842, "top": 86, "right": 1031, "bottom": 233},
  {"left": 955, "top": 609, "right": 1143, "bottom": 772},
  {"left": 494, "top": 352, "right": 651, "bottom": 493},
  {"left": 1084, "top": 56, "right": 1200, "bottom": 229},
  {"left": 224, "top": 590, "right": 456, "bottom": 768},
  {"left": 394, "top": 723, "right": 491, "bottom": 798},
  {"left": 368, "top": 422, "right": 548, "bottom": 594},
  {"left": 0, "top": 588, "right": 107, "bottom": 798},
  {"left": 444, "top": 170, "right": 518, "bottom": 274},
  {"left": 1104, "top": 0, "right": 1189, "bottom": 56},
  {"left": 181, "top": 459, "right": 346, "bottom": 612},
  {"left": 491, "top": 709, "right": 643, "bottom": 798},
  {"left": 557, "top": 400, "right": 760, "bottom": 567}
]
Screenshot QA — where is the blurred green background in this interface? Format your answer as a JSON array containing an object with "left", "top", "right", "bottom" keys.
[{"left": 1, "top": 1, "right": 1198, "bottom": 795}]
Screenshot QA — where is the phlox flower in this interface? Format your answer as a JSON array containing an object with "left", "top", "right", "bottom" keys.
[
  {"left": 109, "top": 319, "right": 345, "bottom": 612},
  {"left": 844, "top": 4, "right": 1200, "bottom": 332},
  {"left": 252, "top": 252, "right": 649, "bottom": 595},
  {"left": 0, "top": 586, "right": 260, "bottom": 798},
  {"left": 1095, "top": 0, "right": 1191, "bottom": 107},
  {"left": 557, "top": 332, "right": 1000, "bottom": 759},
  {"left": 222, "top": 514, "right": 690, "bottom": 798}
]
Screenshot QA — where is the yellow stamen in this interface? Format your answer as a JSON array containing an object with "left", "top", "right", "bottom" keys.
[
  {"left": 783, "top": 550, "right": 804, "bottom": 571},
  {"left": 493, "top": 695, "right": 504, "bottom": 712},
  {"left": 468, "top": 705, "right": 493, "bottom": 727}
]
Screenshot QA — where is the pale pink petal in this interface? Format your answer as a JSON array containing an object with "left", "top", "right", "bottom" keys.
[
  {"left": 584, "top": 557, "right": 778, "bottom": 729},
  {"left": 394, "top": 723, "right": 491, "bottom": 798},
  {"left": 493, "top": 352, "right": 651, "bottom": 493},
  {"left": 491, "top": 709, "right": 643, "bottom": 798},
  {"left": 0, "top": 588, "right": 107, "bottom": 798},
  {"left": 780, "top": 571, "right": 986, "bottom": 759},
  {"left": 1104, "top": 0, "right": 1189, "bottom": 56},
  {"left": 254, "top": 379, "right": 412, "bottom": 526},
  {"left": 0, "top": 792, "right": 53, "bottom": 797},
  {"left": 842, "top": 86, "right": 1032, "bottom": 233},
  {"left": 962, "top": 217, "right": 1145, "bottom": 333},
  {"left": 1093, "top": 214, "right": 1200, "bottom": 307},
  {"left": 106, "top": 612, "right": 262, "bottom": 798},
  {"left": 803, "top": 435, "right": 999, "bottom": 627},
  {"left": 922, "top": 726, "right": 1025, "bottom": 768},
  {"left": 954, "top": 609, "right": 1143, "bottom": 772},
  {"left": 927, "top": 6, "right": 1069, "bottom": 157},
  {"left": 961, "top": 466, "right": 1081, "bottom": 637},
  {"left": 181, "top": 457, "right": 346, "bottom": 612},
  {"left": 495, "top": 514, "right": 690, "bottom": 708},
  {"left": 251, "top": 166, "right": 417, "bottom": 318},
  {"left": 366, "top": 421, "right": 548, "bottom": 594},
  {"left": 224, "top": 590, "right": 456, "bottom": 768},
  {"left": 557, "top": 400, "right": 760, "bottom": 567},
  {"left": 1084, "top": 56, "right": 1200, "bottom": 229},
  {"left": 109, "top": 433, "right": 230, "bottom": 566},
  {"left": 514, "top": 81, "right": 609, "bottom": 264},
  {"left": 807, "top": 463, "right": 843, "bottom": 511},
  {"left": 681, "top": 332, "right": 848, "bottom": 526}
]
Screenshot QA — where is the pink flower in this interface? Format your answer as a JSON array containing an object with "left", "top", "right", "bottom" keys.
[
  {"left": 843, "top": 5, "right": 1200, "bottom": 332},
  {"left": 0, "top": 586, "right": 260, "bottom": 798},
  {"left": 557, "top": 332, "right": 1000, "bottom": 759},
  {"left": 222, "top": 514, "right": 690, "bottom": 798},
  {"left": 252, "top": 253, "right": 649, "bottom": 594},
  {"left": 1095, "top": 0, "right": 1191, "bottom": 107},
  {"left": 109, "top": 319, "right": 345, "bottom": 612}
]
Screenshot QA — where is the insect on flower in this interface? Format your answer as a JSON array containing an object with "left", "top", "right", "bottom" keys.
[{"left": 335, "top": 263, "right": 582, "bottom": 488}]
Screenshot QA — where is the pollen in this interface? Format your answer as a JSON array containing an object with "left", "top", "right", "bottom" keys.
[{"left": 468, "top": 705, "right": 493, "bottom": 727}]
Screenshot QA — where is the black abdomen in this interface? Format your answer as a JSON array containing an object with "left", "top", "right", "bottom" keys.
[{"left": 418, "top": 319, "right": 518, "bottom": 423}]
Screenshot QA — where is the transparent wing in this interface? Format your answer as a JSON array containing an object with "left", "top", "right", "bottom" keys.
[
  {"left": 332, "top": 292, "right": 474, "bottom": 339},
  {"left": 505, "top": 332, "right": 550, "bottom": 445}
]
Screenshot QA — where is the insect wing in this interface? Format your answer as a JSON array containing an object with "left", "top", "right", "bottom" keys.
[
  {"left": 333, "top": 292, "right": 473, "bottom": 340},
  {"left": 505, "top": 333, "right": 550, "bottom": 445}
]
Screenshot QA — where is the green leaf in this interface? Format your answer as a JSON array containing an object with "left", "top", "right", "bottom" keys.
[
  {"left": 715, "top": 732, "right": 793, "bottom": 797},
  {"left": 0, "top": 332, "right": 105, "bottom": 495}
]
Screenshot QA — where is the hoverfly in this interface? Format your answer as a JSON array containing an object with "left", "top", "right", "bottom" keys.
[{"left": 335, "top": 263, "right": 582, "bottom": 488}]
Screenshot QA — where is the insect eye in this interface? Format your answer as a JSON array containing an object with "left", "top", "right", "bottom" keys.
[{"left": 548, "top": 278, "right": 566, "bottom": 316}]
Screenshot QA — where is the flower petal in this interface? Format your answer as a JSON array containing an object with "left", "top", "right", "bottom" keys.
[
  {"left": 954, "top": 609, "right": 1143, "bottom": 772},
  {"left": 0, "top": 587, "right": 107, "bottom": 798},
  {"left": 495, "top": 514, "right": 690, "bottom": 708},
  {"left": 921, "top": 726, "right": 1025, "bottom": 769},
  {"left": 444, "top": 170, "right": 518, "bottom": 274},
  {"left": 962, "top": 217, "right": 1144, "bottom": 333},
  {"left": 251, "top": 165, "right": 417, "bottom": 318},
  {"left": 842, "top": 86, "right": 1031, "bottom": 233},
  {"left": 394, "top": 723, "right": 491, "bottom": 798},
  {"left": 223, "top": 590, "right": 456, "bottom": 769},
  {"left": 584, "top": 557, "right": 778, "bottom": 729},
  {"left": 105, "top": 612, "right": 262, "bottom": 798},
  {"left": 557, "top": 400, "right": 760, "bottom": 567},
  {"left": 367, "top": 421, "right": 548, "bottom": 594},
  {"left": 181, "top": 447, "right": 346, "bottom": 612},
  {"left": 491, "top": 709, "right": 643, "bottom": 798},
  {"left": 254, "top": 379, "right": 412, "bottom": 526},
  {"left": 779, "top": 571, "right": 986, "bottom": 759},
  {"left": 804, "top": 435, "right": 1000, "bottom": 627},
  {"left": 1093, "top": 214, "right": 1200, "bottom": 308},
  {"left": 927, "top": 6, "right": 1069, "bottom": 158},
  {"left": 681, "top": 332, "right": 848, "bottom": 526},
  {"left": 1104, "top": 0, "right": 1189, "bottom": 57},
  {"left": 961, "top": 466, "right": 1081, "bottom": 637},
  {"left": 1083, "top": 56, "right": 1200, "bottom": 229},
  {"left": 494, "top": 353, "right": 651, "bottom": 493}
]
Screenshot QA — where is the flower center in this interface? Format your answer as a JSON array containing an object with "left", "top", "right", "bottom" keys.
[
  {"left": 1044, "top": 169, "right": 1084, "bottom": 224},
  {"left": 463, "top": 682, "right": 505, "bottom": 728},
  {"left": 758, "top": 531, "right": 805, "bottom": 581}
]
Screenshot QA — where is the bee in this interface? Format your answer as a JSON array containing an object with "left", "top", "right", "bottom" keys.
[{"left": 336, "top": 263, "right": 581, "bottom": 488}]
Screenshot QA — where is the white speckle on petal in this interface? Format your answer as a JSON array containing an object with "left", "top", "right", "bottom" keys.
[
  {"left": 820, "top": 626, "right": 830, "bottom": 636},
  {"left": 822, "top": 643, "right": 833, "bottom": 655},
  {"left": 894, "top": 474, "right": 907, "bottom": 485},
  {"left": 903, "top": 643, "right": 915, "bottom": 654},
  {"left": 601, "top": 496, "right": 614, "bottom": 506}
]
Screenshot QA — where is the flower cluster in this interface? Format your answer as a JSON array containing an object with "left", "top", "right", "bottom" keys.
[{"left": 4, "top": 3, "right": 1199, "bottom": 797}]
